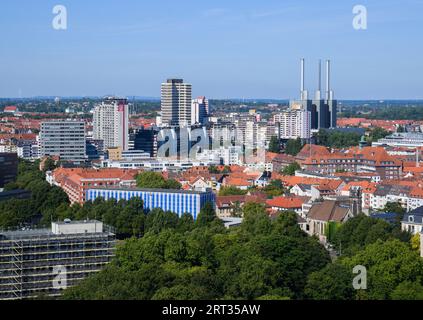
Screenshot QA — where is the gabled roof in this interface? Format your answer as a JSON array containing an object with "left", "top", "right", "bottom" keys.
[
  {"left": 296, "top": 144, "right": 331, "bottom": 160},
  {"left": 266, "top": 196, "right": 308, "bottom": 209},
  {"left": 308, "top": 200, "right": 351, "bottom": 222},
  {"left": 3, "top": 106, "right": 17, "bottom": 112},
  {"left": 403, "top": 206, "right": 423, "bottom": 224},
  {"left": 303, "top": 146, "right": 402, "bottom": 167},
  {"left": 295, "top": 183, "right": 313, "bottom": 192},
  {"left": 341, "top": 181, "right": 376, "bottom": 193},
  {"left": 216, "top": 195, "right": 246, "bottom": 207},
  {"left": 224, "top": 177, "right": 252, "bottom": 187},
  {"left": 53, "top": 168, "right": 140, "bottom": 185}
]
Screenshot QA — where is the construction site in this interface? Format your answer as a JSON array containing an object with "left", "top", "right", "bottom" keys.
[{"left": 0, "top": 220, "right": 116, "bottom": 300}]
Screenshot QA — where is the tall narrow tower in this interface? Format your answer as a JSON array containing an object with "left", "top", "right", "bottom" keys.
[
  {"left": 325, "top": 60, "right": 337, "bottom": 128},
  {"left": 315, "top": 59, "right": 322, "bottom": 100},
  {"left": 326, "top": 60, "right": 334, "bottom": 100},
  {"left": 300, "top": 59, "right": 308, "bottom": 101}
]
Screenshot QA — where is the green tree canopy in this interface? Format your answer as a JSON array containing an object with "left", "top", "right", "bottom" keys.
[
  {"left": 341, "top": 239, "right": 423, "bottom": 300},
  {"left": 285, "top": 138, "right": 303, "bottom": 156},
  {"left": 282, "top": 162, "right": 301, "bottom": 176},
  {"left": 136, "top": 171, "right": 181, "bottom": 190},
  {"left": 268, "top": 136, "right": 281, "bottom": 153},
  {"left": 331, "top": 215, "right": 410, "bottom": 256},
  {"left": 219, "top": 186, "right": 248, "bottom": 196}
]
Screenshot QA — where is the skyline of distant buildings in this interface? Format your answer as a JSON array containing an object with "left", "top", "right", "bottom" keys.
[{"left": 0, "top": 59, "right": 349, "bottom": 170}]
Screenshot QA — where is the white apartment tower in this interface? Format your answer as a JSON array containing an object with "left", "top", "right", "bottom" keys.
[
  {"left": 161, "top": 79, "right": 192, "bottom": 127},
  {"left": 191, "top": 96, "right": 209, "bottom": 125},
  {"left": 274, "top": 110, "right": 311, "bottom": 140},
  {"left": 93, "top": 97, "right": 129, "bottom": 151}
]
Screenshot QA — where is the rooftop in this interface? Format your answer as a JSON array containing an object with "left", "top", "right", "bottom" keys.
[
  {"left": 0, "top": 220, "right": 112, "bottom": 240},
  {"left": 87, "top": 186, "right": 213, "bottom": 195}
]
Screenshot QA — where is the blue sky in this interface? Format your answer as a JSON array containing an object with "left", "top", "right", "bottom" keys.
[{"left": 0, "top": 0, "right": 422, "bottom": 99}]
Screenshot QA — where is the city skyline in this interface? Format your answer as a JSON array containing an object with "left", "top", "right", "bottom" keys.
[{"left": 0, "top": 0, "right": 422, "bottom": 100}]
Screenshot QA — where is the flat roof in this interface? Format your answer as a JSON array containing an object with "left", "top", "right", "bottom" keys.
[
  {"left": 87, "top": 187, "right": 213, "bottom": 195},
  {"left": 53, "top": 219, "right": 101, "bottom": 225},
  {"left": 0, "top": 228, "right": 53, "bottom": 240},
  {"left": 0, "top": 220, "right": 110, "bottom": 240}
]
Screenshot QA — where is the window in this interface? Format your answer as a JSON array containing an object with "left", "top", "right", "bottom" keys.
[{"left": 409, "top": 216, "right": 415, "bottom": 223}]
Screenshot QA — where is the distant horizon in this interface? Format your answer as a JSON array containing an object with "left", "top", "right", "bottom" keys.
[{"left": 2, "top": 96, "right": 423, "bottom": 103}]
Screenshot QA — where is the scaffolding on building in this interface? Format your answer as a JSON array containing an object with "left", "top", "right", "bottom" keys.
[{"left": 0, "top": 226, "right": 116, "bottom": 300}]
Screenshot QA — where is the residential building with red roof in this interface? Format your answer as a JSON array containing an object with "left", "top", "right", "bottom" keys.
[
  {"left": 49, "top": 168, "right": 141, "bottom": 204},
  {"left": 266, "top": 196, "right": 309, "bottom": 215},
  {"left": 3, "top": 106, "right": 18, "bottom": 114},
  {"left": 302, "top": 146, "right": 402, "bottom": 180},
  {"left": 295, "top": 144, "right": 331, "bottom": 164},
  {"left": 271, "top": 153, "right": 296, "bottom": 172}
]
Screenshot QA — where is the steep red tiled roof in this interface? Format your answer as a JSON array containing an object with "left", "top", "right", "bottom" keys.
[
  {"left": 303, "top": 146, "right": 402, "bottom": 167},
  {"left": 297, "top": 144, "right": 331, "bottom": 160},
  {"left": 3, "top": 106, "right": 17, "bottom": 112},
  {"left": 53, "top": 168, "right": 140, "bottom": 184},
  {"left": 266, "top": 196, "right": 307, "bottom": 209}
]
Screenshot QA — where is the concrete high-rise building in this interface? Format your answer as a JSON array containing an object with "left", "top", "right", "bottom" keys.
[
  {"left": 161, "top": 79, "right": 192, "bottom": 127},
  {"left": 274, "top": 110, "right": 312, "bottom": 140},
  {"left": 39, "top": 120, "right": 86, "bottom": 163},
  {"left": 191, "top": 96, "right": 209, "bottom": 125},
  {"left": 93, "top": 97, "right": 129, "bottom": 151}
]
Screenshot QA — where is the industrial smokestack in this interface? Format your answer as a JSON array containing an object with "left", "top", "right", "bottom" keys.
[
  {"left": 300, "top": 58, "right": 307, "bottom": 100},
  {"left": 315, "top": 59, "right": 322, "bottom": 100},
  {"left": 326, "top": 59, "right": 331, "bottom": 100},
  {"left": 301, "top": 58, "right": 305, "bottom": 93}
]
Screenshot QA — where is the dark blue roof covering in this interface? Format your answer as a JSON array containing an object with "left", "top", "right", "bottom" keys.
[
  {"left": 402, "top": 206, "right": 423, "bottom": 224},
  {"left": 371, "top": 212, "right": 399, "bottom": 224}
]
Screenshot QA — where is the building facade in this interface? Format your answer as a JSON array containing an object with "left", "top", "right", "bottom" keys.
[
  {"left": 48, "top": 168, "right": 140, "bottom": 204},
  {"left": 93, "top": 97, "right": 129, "bottom": 151},
  {"left": 191, "top": 96, "right": 209, "bottom": 125},
  {"left": 0, "top": 153, "right": 18, "bottom": 189},
  {"left": 302, "top": 147, "right": 402, "bottom": 180},
  {"left": 129, "top": 127, "right": 158, "bottom": 157},
  {"left": 274, "top": 110, "right": 311, "bottom": 139},
  {"left": 161, "top": 79, "right": 192, "bottom": 127},
  {"left": 39, "top": 120, "right": 86, "bottom": 163},
  {"left": 0, "top": 220, "right": 115, "bottom": 300},
  {"left": 86, "top": 188, "right": 216, "bottom": 220}
]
